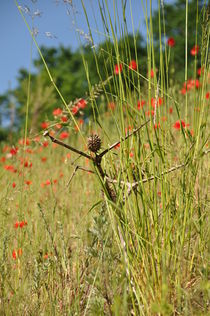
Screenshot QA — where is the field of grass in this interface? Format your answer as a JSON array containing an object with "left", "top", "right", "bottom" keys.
[{"left": 0, "top": 1, "right": 209, "bottom": 315}]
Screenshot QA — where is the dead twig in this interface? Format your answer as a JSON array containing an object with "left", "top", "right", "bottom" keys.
[
  {"left": 66, "top": 165, "right": 94, "bottom": 187},
  {"left": 99, "top": 119, "right": 150, "bottom": 158},
  {"left": 43, "top": 131, "right": 92, "bottom": 160}
]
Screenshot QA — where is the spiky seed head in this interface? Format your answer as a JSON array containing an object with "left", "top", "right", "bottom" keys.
[{"left": 87, "top": 134, "right": 101, "bottom": 153}]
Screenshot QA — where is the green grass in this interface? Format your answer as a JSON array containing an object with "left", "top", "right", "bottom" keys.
[{"left": 0, "top": 0, "right": 209, "bottom": 315}]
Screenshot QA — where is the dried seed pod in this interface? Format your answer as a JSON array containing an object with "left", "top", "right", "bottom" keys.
[{"left": 87, "top": 134, "right": 102, "bottom": 153}]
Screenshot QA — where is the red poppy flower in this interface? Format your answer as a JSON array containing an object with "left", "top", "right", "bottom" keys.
[
  {"left": 55, "top": 124, "right": 62, "bottom": 129},
  {"left": 167, "top": 37, "right": 175, "bottom": 47},
  {"left": 4, "top": 165, "right": 16, "bottom": 172},
  {"left": 42, "top": 141, "right": 49, "bottom": 148},
  {"left": 77, "top": 99, "right": 87, "bottom": 109},
  {"left": 145, "top": 110, "right": 154, "bottom": 117},
  {"left": 41, "top": 157, "right": 47, "bottom": 162},
  {"left": 150, "top": 69, "right": 155, "bottom": 78},
  {"left": 25, "top": 180, "right": 32, "bottom": 186},
  {"left": 10, "top": 148, "right": 18, "bottom": 156},
  {"left": 59, "top": 131, "right": 69, "bottom": 140},
  {"left": 190, "top": 45, "right": 199, "bottom": 56},
  {"left": 114, "top": 143, "right": 120, "bottom": 149},
  {"left": 169, "top": 107, "right": 173, "bottom": 114},
  {"left": 197, "top": 68, "right": 202, "bottom": 76},
  {"left": 129, "top": 60, "right": 137, "bottom": 71},
  {"left": 108, "top": 102, "right": 116, "bottom": 110},
  {"left": 206, "top": 92, "right": 209, "bottom": 99},
  {"left": 61, "top": 116, "right": 68, "bottom": 122},
  {"left": 151, "top": 97, "right": 163, "bottom": 108},
  {"left": 173, "top": 120, "right": 189, "bottom": 130},
  {"left": 114, "top": 63, "right": 123, "bottom": 75},
  {"left": 14, "top": 221, "right": 19, "bottom": 229},
  {"left": 12, "top": 182, "right": 16, "bottom": 188},
  {"left": 137, "top": 100, "right": 145, "bottom": 110},
  {"left": 41, "top": 122, "right": 49, "bottom": 129},
  {"left": 18, "top": 248, "right": 22, "bottom": 257},
  {"left": 0, "top": 157, "right": 6, "bottom": 163},
  {"left": 72, "top": 106, "right": 79, "bottom": 115},
  {"left": 180, "top": 88, "right": 186, "bottom": 95},
  {"left": 19, "top": 221, "right": 25, "bottom": 228},
  {"left": 12, "top": 250, "right": 17, "bottom": 260},
  {"left": 53, "top": 108, "right": 62, "bottom": 116},
  {"left": 154, "top": 123, "right": 161, "bottom": 129},
  {"left": 18, "top": 138, "right": 30, "bottom": 146}
]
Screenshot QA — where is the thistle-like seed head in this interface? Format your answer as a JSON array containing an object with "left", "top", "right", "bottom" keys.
[{"left": 87, "top": 134, "right": 102, "bottom": 153}]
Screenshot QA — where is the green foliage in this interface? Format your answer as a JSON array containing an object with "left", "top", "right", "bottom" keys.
[{"left": 152, "top": 0, "right": 204, "bottom": 81}]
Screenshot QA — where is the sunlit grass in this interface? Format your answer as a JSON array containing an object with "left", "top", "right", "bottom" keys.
[{"left": 0, "top": 0, "right": 209, "bottom": 315}]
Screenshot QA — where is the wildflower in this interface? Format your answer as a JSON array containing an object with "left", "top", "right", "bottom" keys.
[
  {"left": 12, "top": 182, "right": 16, "bottom": 188},
  {"left": 206, "top": 92, "right": 209, "bottom": 99},
  {"left": 137, "top": 100, "right": 145, "bottom": 110},
  {"left": 59, "top": 131, "right": 69, "bottom": 140},
  {"left": 190, "top": 45, "right": 199, "bottom": 56},
  {"left": 41, "top": 157, "right": 47, "bottom": 162},
  {"left": 42, "top": 141, "right": 49, "bottom": 148},
  {"left": 149, "top": 69, "right": 156, "bottom": 78},
  {"left": 0, "top": 157, "right": 6, "bottom": 163},
  {"left": 114, "top": 63, "right": 123, "bottom": 75},
  {"left": 114, "top": 143, "right": 120, "bottom": 149},
  {"left": 14, "top": 221, "right": 19, "bottom": 229},
  {"left": 41, "top": 122, "right": 49, "bottom": 129},
  {"left": 25, "top": 180, "right": 32, "bottom": 186},
  {"left": 12, "top": 250, "right": 17, "bottom": 260},
  {"left": 145, "top": 110, "right": 154, "bottom": 117},
  {"left": 167, "top": 37, "right": 175, "bottom": 47},
  {"left": 53, "top": 108, "right": 62, "bottom": 116},
  {"left": 108, "top": 102, "right": 116, "bottom": 110},
  {"left": 18, "top": 248, "right": 22, "bottom": 257},
  {"left": 151, "top": 97, "right": 163, "bottom": 108},
  {"left": 129, "top": 60, "right": 137, "bottom": 70},
  {"left": 55, "top": 124, "right": 62, "bottom": 129},
  {"left": 43, "top": 253, "right": 49, "bottom": 260},
  {"left": 19, "top": 221, "right": 25, "bottom": 228},
  {"left": 33, "top": 136, "right": 40, "bottom": 142},
  {"left": 77, "top": 99, "right": 87, "bottom": 109},
  {"left": 18, "top": 138, "right": 30, "bottom": 146},
  {"left": 61, "top": 116, "right": 68, "bottom": 122},
  {"left": 10, "top": 147, "right": 18, "bottom": 156},
  {"left": 4, "top": 165, "right": 16, "bottom": 173},
  {"left": 173, "top": 120, "right": 188, "bottom": 130},
  {"left": 197, "top": 67, "right": 204, "bottom": 76},
  {"left": 72, "top": 106, "right": 79, "bottom": 115},
  {"left": 180, "top": 87, "right": 186, "bottom": 95},
  {"left": 154, "top": 123, "right": 161, "bottom": 129},
  {"left": 24, "top": 161, "right": 29, "bottom": 167}
]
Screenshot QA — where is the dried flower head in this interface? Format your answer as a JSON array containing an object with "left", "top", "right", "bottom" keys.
[{"left": 87, "top": 134, "right": 102, "bottom": 153}]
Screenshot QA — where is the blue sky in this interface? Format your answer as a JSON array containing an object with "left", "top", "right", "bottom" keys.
[{"left": 0, "top": 0, "right": 173, "bottom": 95}]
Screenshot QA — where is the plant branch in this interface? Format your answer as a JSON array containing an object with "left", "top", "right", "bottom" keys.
[
  {"left": 99, "top": 119, "right": 150, "bottom": 158},
  {"left": 44, "top": 131, "right": 93, "bottom": 160}
]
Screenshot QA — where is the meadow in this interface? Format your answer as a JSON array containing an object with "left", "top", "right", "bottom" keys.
[{"left": 0, "top": 1, "right": 209, "bottom": 315}]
